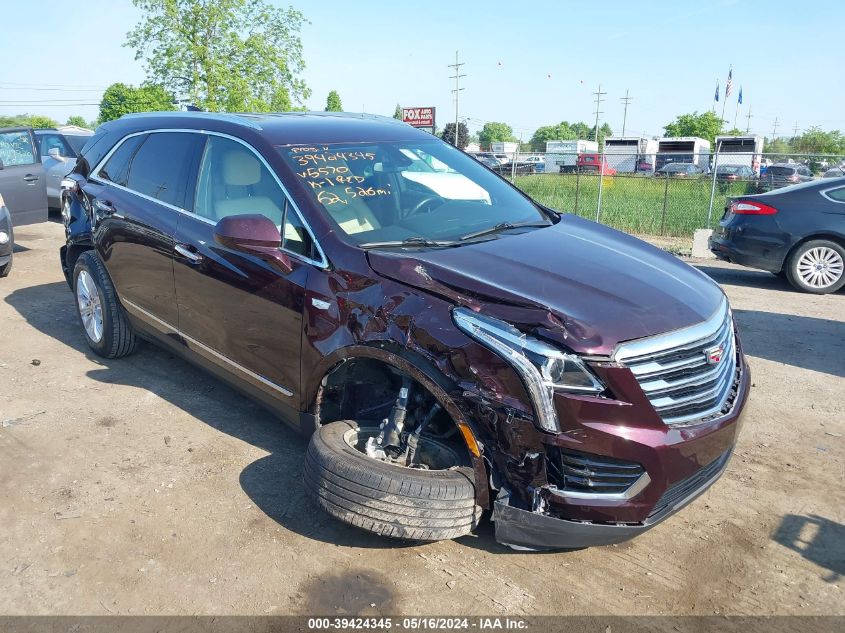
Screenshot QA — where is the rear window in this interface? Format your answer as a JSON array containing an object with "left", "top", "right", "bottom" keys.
[{"left": 768, "top": 166, "right": 796, "bottom": 175}]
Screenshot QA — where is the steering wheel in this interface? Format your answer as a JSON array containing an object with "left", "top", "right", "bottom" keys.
[{"left": 406, "top": 195, "right": 445, "bottom": 218}]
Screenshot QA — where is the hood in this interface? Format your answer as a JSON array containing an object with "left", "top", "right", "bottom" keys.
[{"left": 366, "top": 216, "right": 725, "bottom": 356}]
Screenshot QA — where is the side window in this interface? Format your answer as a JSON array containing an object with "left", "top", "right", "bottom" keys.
[
  {"left": 98, "top": 134, "right": 146, "bottom": 186},
  {"left": 126, "top": 133, "right": 199, "bottom": 208},
  {"left": 282, "top": 202, "right": 313, "bottom": 258},
  {"left": 826, "top": 187, "right": 845, "bottom": 202},
  {"left": 0, "top": 130, "right": 37, "bottom": 167},
  {"left": 38, "top": 133, "right": 74, "bottom": 158},
  {"left": 194, "top": 135, "right": 285, "bottom": 225}
]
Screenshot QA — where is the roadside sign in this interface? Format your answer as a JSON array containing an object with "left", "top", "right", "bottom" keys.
[{"left": 402, "top": 107, "right": 435, "bottom": 134}]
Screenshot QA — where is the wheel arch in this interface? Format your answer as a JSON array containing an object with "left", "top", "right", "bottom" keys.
[
  {"left": 306, "top": 342, "right": 491, "bottom": 509},
  {"left": 783, "top": 232, "right": 845, "bottom": 271}
]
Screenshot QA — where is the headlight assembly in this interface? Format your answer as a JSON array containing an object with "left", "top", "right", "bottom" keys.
[{"left": 453, "top": 308, "right": 605, "bottom": 433}]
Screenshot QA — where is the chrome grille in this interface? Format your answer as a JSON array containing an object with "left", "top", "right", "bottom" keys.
[{"left": 614, "top": 299, "right": 740, "bottom": 427}]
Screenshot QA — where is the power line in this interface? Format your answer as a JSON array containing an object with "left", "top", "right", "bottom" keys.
[
  {"left": 592, "top": 84, "right": 606, "bottom": 142},
  {"left": 792, "top": 121, "right": 799, "bottom": 138},
  {"left": 771, "top": 116, "right": 779, "bottom": 139},
  {"left": 620, "top": 89, "right": 632, "bottom": 137},
  {"left": 447, "top": 51, "right": 466, "bottom": 146}
]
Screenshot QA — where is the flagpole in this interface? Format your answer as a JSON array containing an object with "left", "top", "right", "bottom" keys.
[
  {"left": 719, "top": 66, "right": 732, "bottom": 130},
  {"left": 733, "top": 99, "right": 740, "bottom": 130}
]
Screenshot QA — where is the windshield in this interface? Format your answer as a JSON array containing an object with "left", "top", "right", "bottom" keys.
[
  {"left": 278, "top": 139, "right": 548, "bottom": 245},
  {"left": 717, "top": 166, "right": 741, "bottom": 174}
]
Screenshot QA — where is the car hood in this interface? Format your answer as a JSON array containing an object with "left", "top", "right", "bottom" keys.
[{"left": 366, "top": 215, "right": 725, "bottom": 356}]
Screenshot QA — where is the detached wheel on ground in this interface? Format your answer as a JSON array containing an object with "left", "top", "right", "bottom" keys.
[
  {"left": 72, "top": 251, "right": 138, "bottom": 358},
  {"left": 785, "top": 240, "right": 845, "bottom": 294},
  {"left": 305, "top": 420, "right": 482, "bottom": 541}
]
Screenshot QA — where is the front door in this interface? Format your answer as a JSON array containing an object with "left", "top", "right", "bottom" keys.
[
  {"left": 0, "top": 128, "right": 47, "bottom": 226},
  {"left": 173, "top": 134, "right": 316, "bottom": 411},
  {"left": 91, "top": 131, "right": 204, "bottom": 331}
]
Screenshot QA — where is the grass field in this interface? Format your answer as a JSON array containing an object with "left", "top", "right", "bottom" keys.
[{"left": 512, "top": 173, "right": 756, "bottom": 238}]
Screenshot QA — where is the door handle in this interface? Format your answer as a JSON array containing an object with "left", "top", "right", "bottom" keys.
[
  {"left": 23, "top": 174, "right": 39, "bottom": 184},
  {"left": 175, "top": 243, "right": 203, "bottom": 264}
]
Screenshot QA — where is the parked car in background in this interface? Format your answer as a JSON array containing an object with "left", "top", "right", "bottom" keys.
[
  {"left": 758, "top": 163, "right": 813, "bottom": 191},
  {"left": 493, "top": 153, "right": 510, "bottom": 165},
  {"left": 710, "top": 177, "right": 845, "bottom": 294},
  {"left": 491, "top": 160, "right": 535, "bottom": 175},
  {"left": 0, "top": 195, "right": 13, "bottom": 277},
  {"left": 475, "top": 155, "right": 501, "bottom": 170},
  {"left": 0, "top": 127, "right": 47, "bottom": 227},
  {"left": 576, "top": 153, "right": 617, "bottom": 175},
  {"left": 60, "top": 111, "right": 748, "bottom": 551},
  {"left": 635, "top": 158, "right": 654, "bottom": 173},
  {"left": 35, "top": 127, "right": 93, "bottom": 210},
  {"left": 715, "top": 165, "right": 757, "bottom": 182},
  {"left": 520, "top": 155, "right": 545, "bottom": 172},
  {"left": 657, "top": 162, "right": 705, "bottom": 178},
  {"left": 823, "top": 165, "right": 845, "bottom": 178}
]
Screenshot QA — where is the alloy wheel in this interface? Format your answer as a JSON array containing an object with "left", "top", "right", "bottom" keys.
[
  {"left": 796, "top": 246, "right": 844, "bottom": 289},
  {"left": 76, "top": 269, "right": 104, "bottom": 343}
]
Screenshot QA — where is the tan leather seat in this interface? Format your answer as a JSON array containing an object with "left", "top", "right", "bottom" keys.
[{"left": 214, "top": 150, "right": 283, "bottom": 224}]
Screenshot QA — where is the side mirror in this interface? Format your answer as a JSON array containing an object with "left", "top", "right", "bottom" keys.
[
  {"left": 47, "top": 147, "right": 65, "bottom": 161},
  {"left": 213, "top": 214, "right": 292, "bottom": 273}
]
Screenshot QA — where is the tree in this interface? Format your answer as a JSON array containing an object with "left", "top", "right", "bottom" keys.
[
  {"left": 530, "top": 121, "right": 575, "bottom": 151},
  {"left": 325, "top": 90, "right": 343, "bottom": 112},
  {"left": 570, "top": 122, "right": 592, "bottom": 140},
  {"left": 792, "top": 127, "right": 845, "bottom": 155},
  {"left": 0, "top": 114, "right": 58, "bottom": 128},
  {"left": 99, "top": 83, "right": 176, "bottom": 123},
  {"left": 126, "top": 0, "right": 310, "bottom": 112},
  {"left": 66, "top": 115, "right": 91, "bottom": 129},
  {"left": 478, "top": 122, "right": 514, "bottom": 148},
  {"left": 590, "top": 123, "right": 613, "bottom": 146},
  {"left": 663, "top": 111, "right": 724, "bottom": 144},
  {"left": 393, "top": 104, "right": 402, "bottom": 120},
  {"left": 440, "top": 122, "right": 469, "bottom": 149}
]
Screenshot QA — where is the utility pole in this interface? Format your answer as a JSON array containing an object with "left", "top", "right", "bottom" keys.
[
  {"left": 592, "top": 84, "right": 606, "bottom": 142},
  {"left": 771, "top": 117, "right": 779, "bottom": 139},
  {"left": 620, "top": 89, "right": 632, "bottom": 137},
  {"left": 447, "top": 51, "right": 466, "bottom": 148},
  {"left": 792, "top": 121, "right": 799, "bottom": 139},
  {"left": 745, "top": 106, "right": 753, "bottom": 134}
]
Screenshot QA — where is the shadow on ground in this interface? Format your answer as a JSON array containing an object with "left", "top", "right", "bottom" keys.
[
  {"left": 733, "top": 309, "right": 845, "bottom": 378},
  {"left": 4, "top": 281, "right": 453, "bottom": 550},
  {"left": 773, "top": 514, "right": 844, "bottom": 582}
]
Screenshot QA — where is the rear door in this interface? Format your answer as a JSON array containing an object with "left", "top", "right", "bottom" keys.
[
  {"left": 0, "top": 128, "right": 47, "bottom": 225},
  {"left": 90, "top": 131, "right": 204, "bottom": 331}
]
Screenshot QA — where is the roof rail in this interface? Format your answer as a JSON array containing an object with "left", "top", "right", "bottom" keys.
[{"left": 119, "top": 111, "right": 264, "bottom": 130}]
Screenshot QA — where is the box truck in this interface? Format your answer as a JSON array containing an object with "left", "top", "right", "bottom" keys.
[
  {"left": 604, "top": 137, "right": 659, "bottom": 173},
  {"left": 655, "top": 137, "right": 711, "bottom": 171},
  {"left": 713, "top": 135, "right": 765, "bottom": 175},
  {"left": 544, "top": 139, "right": 598, "bottom": 173}
]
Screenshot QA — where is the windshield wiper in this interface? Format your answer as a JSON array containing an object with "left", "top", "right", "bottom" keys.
[
  {"left": 459, "top": 220, "right": 551, "bottom": 241},
  {"left": 359, "top": 236, "right": 456, "bottom": 249}
]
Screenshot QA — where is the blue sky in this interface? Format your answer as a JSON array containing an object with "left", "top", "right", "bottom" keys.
[{"left": 1, "top": 0, "right": 842, "bottom": 139}]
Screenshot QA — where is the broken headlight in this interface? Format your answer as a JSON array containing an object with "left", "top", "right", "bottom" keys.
[{"left": 453, "top": 308, "right": 605, "bottom": 433}]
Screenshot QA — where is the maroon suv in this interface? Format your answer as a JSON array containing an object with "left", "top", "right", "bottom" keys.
[{"left": 61, "top": 112, "right": 749, "bottom": 550}]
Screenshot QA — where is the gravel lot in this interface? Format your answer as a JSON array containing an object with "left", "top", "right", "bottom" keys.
[{"left": 1, "top": 221, "right": 843, "bottom": 616}]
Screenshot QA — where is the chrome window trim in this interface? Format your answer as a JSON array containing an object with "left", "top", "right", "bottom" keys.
[
  {"left": 611, "top": 297, "right": 728, "bottom": 363},
  {"left": 121, "top": 297, "right": 294, "bottom": 398},
  {"left": 89, "top": 128, "right": 329, "bottom": 269},
  {"left": 820, "top": 185, "right": 845, "bottom": 204}
]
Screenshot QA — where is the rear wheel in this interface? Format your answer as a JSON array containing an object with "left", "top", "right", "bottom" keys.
[
  {"left": 305, "top": 420, "right": 481, "bottom": 541},
  {"left": 73, "top": 251, "right": 138, "bottom": 357},
  {"left": 786, "top": 240, "right": 845, "bottom": 294}
]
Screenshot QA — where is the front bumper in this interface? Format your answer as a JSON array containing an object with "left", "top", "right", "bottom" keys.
[{"left": 494, "top": 449, "right": 733, "bottom": 550}]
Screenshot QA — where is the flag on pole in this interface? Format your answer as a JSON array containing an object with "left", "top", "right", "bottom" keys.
[
  {"left": 714, "top": 81, "right": 720, "bottom": 102},
  {"left": 725, "top": 68, "right": 733, "bottom": 98},
  {"left": 738, "top": 86, "right": 743, "bottom": 105}
]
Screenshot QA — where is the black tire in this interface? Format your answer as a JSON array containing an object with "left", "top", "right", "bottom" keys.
[
  {"left": 73, "top": 251, "right": 138, "bottom": 358},
  {"left": 785, "top": 239, "right": 845, "bottom": 295},
  {"left": 0, "top": 252, "right": 11, "bottom": 278},
  {"left": 305, "top": 420, "right": 482, "bottom": 542}
]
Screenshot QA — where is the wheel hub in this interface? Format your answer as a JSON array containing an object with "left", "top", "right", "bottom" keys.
[
  {"left": 76, "top": 270, "right": 104, "bottom": 343},
  {"left": 797, "top": 246, "right": 844, "bottom": 288}
]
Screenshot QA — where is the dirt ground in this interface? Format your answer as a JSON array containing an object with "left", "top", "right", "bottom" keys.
[{"left": 1, "top": 220, "right": 842, "bottom": 617}]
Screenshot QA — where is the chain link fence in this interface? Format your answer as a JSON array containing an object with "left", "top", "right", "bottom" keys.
[{"left": 489, "top": 150, "right": 845, "bottom": 251}]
